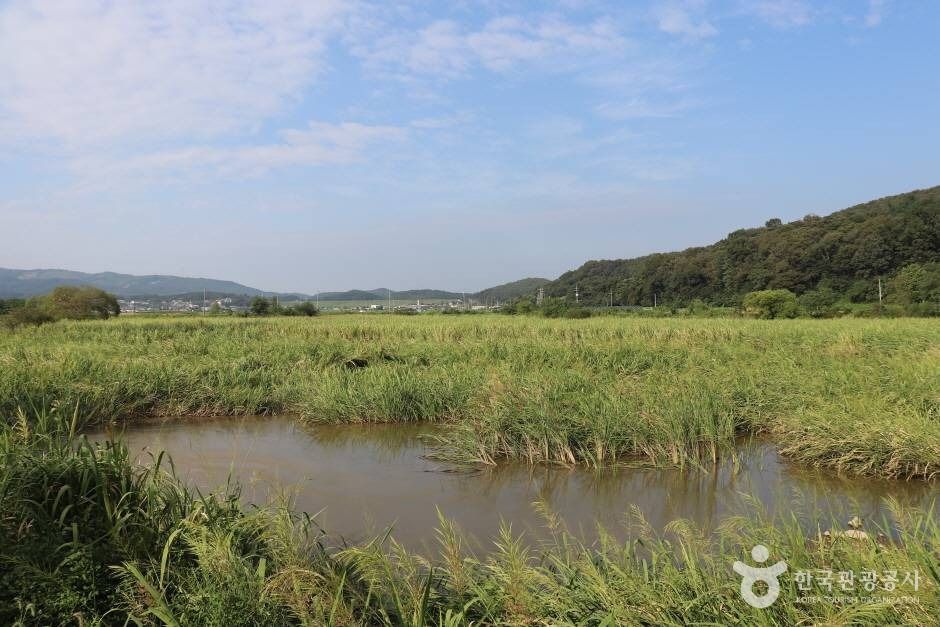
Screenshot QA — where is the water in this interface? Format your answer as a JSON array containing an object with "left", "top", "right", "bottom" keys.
[{"left": 87, "top": 416, "right": 938, "bottom": 552}]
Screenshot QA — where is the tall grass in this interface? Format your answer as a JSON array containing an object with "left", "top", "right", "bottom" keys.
[
  {"left": 1, "top": 316, "right": 939, "bottom": 478},
  {"left": 1, "top": 406, "right": 938, "bottom": 625}
]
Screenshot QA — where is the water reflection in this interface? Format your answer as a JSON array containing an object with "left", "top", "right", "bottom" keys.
[{"left": 87, "top": 416, "right": 938, "bottom": 551}]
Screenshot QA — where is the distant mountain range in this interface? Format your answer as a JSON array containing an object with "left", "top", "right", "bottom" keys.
[
  {"left": 13, "top": 187, "right": 929, "bottom": 307},
  {"left": 316, "top": 288, "right": 463, "bottom": 301},
  {"left": 0, "top": 268, "right": 272, "bottom": 299},
  {"left": 0, "top": 267, "right": 543, "bottom": 303}
]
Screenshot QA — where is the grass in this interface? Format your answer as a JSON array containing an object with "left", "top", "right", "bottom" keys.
[
  {"left": 1, "top": 314, "right": 938, "bottom": 479},
  {"left": 1, "top": 405, "right": 938, "bottom": 625}
]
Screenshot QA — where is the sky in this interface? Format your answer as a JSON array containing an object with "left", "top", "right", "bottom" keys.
[{"left": 1, "top": 0, "right": 938, "bottom": 293}]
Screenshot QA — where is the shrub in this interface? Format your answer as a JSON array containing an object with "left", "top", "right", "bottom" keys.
[
  {"left": 291, "top": 301, "right": 319, "bottom": 316},
  {"left": 742, "top": 289, "right": 799, "bottom": 319},
  {"left": 2, "top": 286, "right": 119, "bottom": 329},
  {"left": 563, "top": 307, "right": 592, "bottom": 319},
  {"left": 44, "top": 286, "right": 120, "bottom": 320},
  {"left": 2, "top": 300, "right": 57, "bottom": 329},
  {"left": 249, "top": 297, "right": 271, "bottom": 316}
]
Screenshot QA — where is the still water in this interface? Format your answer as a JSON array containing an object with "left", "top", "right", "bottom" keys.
[{"left": 88, "top": 416, "right": 938, "bottom": 551}]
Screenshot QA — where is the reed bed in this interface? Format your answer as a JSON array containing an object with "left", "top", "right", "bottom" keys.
[
  {"left": 1, "top": 315, "right": 938, "bottom": 478},
  {"left": 1, "top": 406, "right": 938, "bottom": 625}
]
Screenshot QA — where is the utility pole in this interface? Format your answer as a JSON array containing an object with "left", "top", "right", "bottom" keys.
[
  {"left": 609, "top": 290, "right": 613, "bottom": 307},
  {"left": 536, "top": 287, "right": 544, "bottom": 306},
  {"left": 653, "top": 293, "right": 657, "bottom": 308},
  {"left": 575, "top": 284, "right": 580, "bottom": 304},
  {"left": 203, "top": 288, "right": 207, "bottom": 315},
  {"left": 878, "top": 277, "right": 883, "bottom": 306}
]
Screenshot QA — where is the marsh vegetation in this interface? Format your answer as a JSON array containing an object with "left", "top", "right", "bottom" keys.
[
  {"left": 1, "top": 314, "right": 938, "bottom": 624},
  {"left": 2, "top": 315, "right": 938, "bottom": 478}
]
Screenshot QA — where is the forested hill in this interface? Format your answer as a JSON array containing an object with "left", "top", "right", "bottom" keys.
[
  {"left": 0, "top": 268, "right": 267, "bottom": 298},
  {"left": 474, "top": 278, "right": 549, "bottom": 302},
  {"left": 545, "top": 186, "right": 940, "bottom": 306}
]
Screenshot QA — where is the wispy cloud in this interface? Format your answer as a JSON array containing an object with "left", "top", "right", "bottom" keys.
[
  {"left": 73, "top": 121, "right": 407, "bottom": 182},
  {"left": 352, "top": 13, "right": 626, "bottom": 80},
  {"left": 0, "top": 0, "right": 349, "bottom": 146},
  {"left": 864, "top": 0, "right": 888, "bottom": 27},
  {"left": 594, "top": 98, "right": 694, "bottom": 120},
  {"left": 653, "top": 1, "right": 718, "bottom": 40},
  {"left": 739, "top": 0, "right": 813, "bottom": 28}
]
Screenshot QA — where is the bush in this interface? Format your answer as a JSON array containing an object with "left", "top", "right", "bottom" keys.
[
  {"left": 0, "top": 299, "right": 25, "bottom": 315},
  {"left": 249, "top": 297, "right": 271, "bottom": 316},
  {"left": 563, "top": 307, "right": 592, "bottom": 319},
  {"left": 799, "top": 287, "right": 838, "bottom": 318},
  {"left": 742, "top": 289, "right": 799, "bottom": 319},
  {"left": 291, "top": 301, "right": 319, "bottom": 316},
  {"left": 2, "top": 286, "right": 119, "bottom": 329},
  {"left": 45, "top": 286, "right": 120, "bottom": 320},
  {"left": 2, "top": 300, "right": 57, "bottom": 329}
]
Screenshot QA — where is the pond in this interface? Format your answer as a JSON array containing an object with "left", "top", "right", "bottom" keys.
[{"left": 87, "top": 416, "right": 938, "bottom": 552}]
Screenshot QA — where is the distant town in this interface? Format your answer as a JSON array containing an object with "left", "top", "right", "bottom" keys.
[{"left": 117, "top": 296, "right": 502, "bottom": 314}]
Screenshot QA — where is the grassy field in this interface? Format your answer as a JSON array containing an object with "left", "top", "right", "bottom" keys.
[
  {"left": 1, "top": 314, "right": 938, "bottom": 479},
  {"left": 1, "top": 315, "right": 939, "bottom": 624}
]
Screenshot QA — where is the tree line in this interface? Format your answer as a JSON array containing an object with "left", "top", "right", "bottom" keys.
[{"left": 544, "top": 186, "right": 940, "bottom": 312}]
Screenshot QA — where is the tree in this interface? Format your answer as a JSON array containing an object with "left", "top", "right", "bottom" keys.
[
  {"left": 889, "top": 263, "right": 929, "bottom": 304},
  {"left": 2, "top": 299, "right": 56, "bottom": 329},
  {"left": 0, "top": 299, "right": 25, "bottom": 315},
  {"left": 45, "top": 286, "right": 120, "bottom": 320},
  {"left": 540, "top": 186, "right": 940, "bottom": 307},
  {"left": 798, "top": 286, "right": 837, "bottom": 317},
  {"left": 2, "top": 287, "right": 119, "bottom": 329},
  {"left": 742, "top": 289, "right": 799, "bottom": 319},
  {"left": 249, "top": 297, "right": 271, "bottom": 316},
  {"left": 291, "top": 301, "right": 319, "bottom": 316}
]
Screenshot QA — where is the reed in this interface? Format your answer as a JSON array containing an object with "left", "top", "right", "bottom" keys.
[
  {"left": 1, "top": 315, "right": 938, "bottom": 478},
  {"left": 1, "top": 407, "right": 937, "bottom": 625}
]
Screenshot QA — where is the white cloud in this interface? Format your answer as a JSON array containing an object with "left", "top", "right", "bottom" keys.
[
  {"left": 410, "top": 111, "right": 474, "bottom": 129},
  {"left": 740, "top": 0, "right": 813, "bottom": 28},
  {"left": 353, "top": 13, "right": 625, "bottom": 79},
  {"left": 653, "top": 1, "right": 718, "bottom": 40},
  {"left": 0, "top": 0, "right": 349, "bottom": 146},
  {"left": 594, "top": 98, "right": 692, "bottom": 120},
  {"left": 864, "top": 0, "right": 887, "bottom": 27},
  {"left": 74, "top": 120, "right": 406, "bottom": 181}
]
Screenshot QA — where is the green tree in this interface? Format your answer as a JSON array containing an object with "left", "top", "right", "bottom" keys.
[
  {"left": 799, "top": 286, "right": 837, "bottom": 317},
  {"left": 249, "top": 297, "right": 271, "bottom": 316},
  {"left": 45, "top": 286, "right": 120, "bottom": 320},
  {"left": 2, "top": 299, "right": 56, "bottom": 329},
  {"left": 0, "top": 299, "right": 25, "bottom": 315},
  {"left": 889, "top": 263, "right": 929, "bottom": 304},
  {"left": 742, "top": 289, "right": 799, "bottom": 319},
  {"left": 292, "top": 302, "right": 319, "bottom": 316}
]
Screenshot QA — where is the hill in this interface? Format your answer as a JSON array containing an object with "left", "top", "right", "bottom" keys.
[
  {"left": 316, "top": 288, "right": 462, "bottom": 302},
  {"left": 0, "top": 268, "right": 272, "bottom": 299},
  {"left": 0, "top": 269, "right": 470, "bottom": 303},
  {"left": 316, "top": 289, "right": 388, "bottom": 301},
  {"left": 545, "top": 186, "right": 940, "bottom": 306},
  {"left": 474, "top": 278, "right": 549, "bottom": 303}
]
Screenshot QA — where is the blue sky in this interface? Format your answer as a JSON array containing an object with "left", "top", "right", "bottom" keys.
[{"left": 1, "top": 0, "right": 938, "bottom": 293}]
